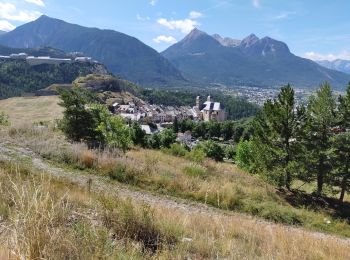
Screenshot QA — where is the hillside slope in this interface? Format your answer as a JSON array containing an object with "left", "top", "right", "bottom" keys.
[
  {"left": 162, "top": 29, "right": 350, "bottom": 89},
  {"left": 0, "top": 59, "right": 108, "bottom": 99},
  {"left": 0, "top": 15, "right": 186, "bottom": 87},
  {"left": 0, "top": 142, "right": 349, "bottom": 259}
]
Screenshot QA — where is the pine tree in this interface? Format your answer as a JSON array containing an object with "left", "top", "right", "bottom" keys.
[
  {"left": 305, "top": 82, "right": 337, "bottom": 195},
  {"left": 330, "top": 132, "right": 350, "bottom": 203},
  {"left": 252, "top": 84, "right": 302, "bottom": 189},
  {"left": 330, "top": 82, "right": 350, "bottom": 202}
]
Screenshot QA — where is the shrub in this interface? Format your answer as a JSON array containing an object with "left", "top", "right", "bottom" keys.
[
  {"left": 0, "top": 112, "right": 9, "bottom": 126},
  {"left": 185, "top": 147, "right": 206, "bottom": 163},
  {"left": 225, "top": 145, "right": 235, "bottom": 160},
  {"left": 235, "top": 139, "right": 255, "bottom": 171},
  {"left": 107, "top": 165, "right": 136, "bottom": 184},
  {"left": 202, "top": 141, "right": 225, "bottom": 162},
  {"left": 159, "top": 129, "right": 176, "bottom": 148},
  {"left": 162, "top": 143, "right": 188, "bottom": 157}
]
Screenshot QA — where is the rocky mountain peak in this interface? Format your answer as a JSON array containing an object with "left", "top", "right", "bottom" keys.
[
  {"left": 240, "top": 33, "right": 260, "bottom": 48},
  {"left": 212, "top": 34, "right": 241, "bottom": 47}
]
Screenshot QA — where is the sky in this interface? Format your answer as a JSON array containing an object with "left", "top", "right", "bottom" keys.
[{"left": 0, "top": 0, "right": 349, "bottom": 61}]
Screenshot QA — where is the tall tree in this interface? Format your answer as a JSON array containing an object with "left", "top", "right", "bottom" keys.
[
  {"left": 59, "top": 88, "right": 97, "bottom": 142},
  {"left": 330, "top": 132, "right": 350, "bottom": 203},
  {"left": 305, "top": 82, "right": 337, "bottom": 195},
  {"left": 252, "top": 84, "right": 302, "bottom": 189},
  {"left": 330, "top": 82, "right": 350, "bottom": 202}
]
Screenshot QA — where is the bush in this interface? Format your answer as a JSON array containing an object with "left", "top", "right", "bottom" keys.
[
  {"left": 107, "top": 165, "right": 136, "bottom": 184},
  {"left": 235, "top": 139, "right": 256, "bottom": 171},
  {"left": 162, "top": 143, "right": 188, "bottom": 157},
  {"left": 185, "top": 147, "right": 206, "bottom": 163},
  {"left": 225, "top": 145, "right": 235, "bottom": 160},
  {"left": 202, "top": 141, "right": 225, "bottom": 162},
  {"left": 0, "top": 112, "right": 9, "bottom": 126},
  {"left": 159, "top": 129, "right": 176, "bottom": 148},
  {"left": 242, "top": 202, "right": 304, "bottom": 225}
]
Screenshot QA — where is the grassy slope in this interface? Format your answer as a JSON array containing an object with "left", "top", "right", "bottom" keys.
[
  {"left": 0, "top": 96, "right": 63, "bottom": 126},
  {"left": 0, "top": 160, "right": 349, "bottom": 259},
  {"left": 1, "top": 95, "right": 350, "bottom": 238}
]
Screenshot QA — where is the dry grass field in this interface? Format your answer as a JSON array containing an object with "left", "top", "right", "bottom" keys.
[
  {"left": 0, "top": 96, "right": 63, "bottom": 126},
  {"left": 0, "top": 158, "right": 349, "bottom": 259}
]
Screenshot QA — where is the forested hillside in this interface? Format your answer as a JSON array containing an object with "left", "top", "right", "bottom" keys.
[{"left": 0, "top": 60, "right": 108, "bottom": 99}]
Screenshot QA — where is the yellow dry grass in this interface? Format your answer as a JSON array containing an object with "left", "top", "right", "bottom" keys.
[
  {"left": 0, "top": 161, "right": 349, "bottom": 260},
  {"left": 0, "top": 96, "right": 63, "bottom": 126}
]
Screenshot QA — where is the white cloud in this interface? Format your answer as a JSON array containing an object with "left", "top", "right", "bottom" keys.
[
  {"left": 150, "top": 0, "right": 158, "bottom": 6},
  {"left": 25, "top": 0, "right": 45, "bottom": 7},
  {"left": 273, "top": 11, "right": 296, "bottom": 20},
  {"left": 136, "top": 14, "right": 150, "bottom": 21},
  {"left": 189, "top": 11, "right": 203, "bottom": 19},
  {"left": 0, "top": 2, "right": 42, "bottom": 22},
  {"left": 0, "top": 19, "right": 15, "bottom": 31},
  {"left": 153, "top": 35, "right": 177, "bottom": 44},
  {"left": 304, "top": 51, "right": 350, "bottom": 61},
  {"left": 252, "top": 0, "right": 260, "bottom": 8},
  {"left": 157, "top": 18, "right": 199, "bottom": 34}
]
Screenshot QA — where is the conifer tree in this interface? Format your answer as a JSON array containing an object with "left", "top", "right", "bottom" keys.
[
  {"left": 252, "top": 84, "right": 302, "bottom": 189},
  {"left": 330, "top": 82, "right": 350, "bottom": 202},
  {"left": 304, "top": 82, "right": 336, "bottom": 195}
]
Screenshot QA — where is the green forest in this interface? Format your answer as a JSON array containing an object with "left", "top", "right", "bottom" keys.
[
  {"left": 0, "top": 60, "right": 104, "bottom": 99},
  {"left": 236, "top": 82, "right": 350, "bottom": 203}
]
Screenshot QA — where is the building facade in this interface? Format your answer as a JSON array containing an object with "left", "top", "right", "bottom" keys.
[{"left": 195, "top": 96, "right": 226, "bottom": 122}]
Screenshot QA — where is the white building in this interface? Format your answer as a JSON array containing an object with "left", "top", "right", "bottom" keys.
[
  {"left": 75, "top": 57, "right": 92, "bottom": 63},
  {"left": 26, "top": 56, "right": 72, "bottom": 66},
  {"left": 10, "top": 53, "right": 28, "bottom": 59}
]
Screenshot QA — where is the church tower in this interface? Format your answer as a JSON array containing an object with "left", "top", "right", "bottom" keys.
[{"left": 196, "top": 96, "right": 201, "bottom": 110}]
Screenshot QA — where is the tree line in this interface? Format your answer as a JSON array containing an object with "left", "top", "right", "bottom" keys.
[
  {"left": 0, "top": 60, "right": 102, "bottom": 99},
  {"left": 173, "top": 117, "right": 253, "bottom": 142},
  {"left": 236, "top": 82, "right": 350, "bottom": 202}
]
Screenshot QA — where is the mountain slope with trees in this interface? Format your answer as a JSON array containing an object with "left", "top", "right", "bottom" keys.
[
  {"left": 162, "top": 29, "right": 350, "bottom": 89},
  {"left": 0, "top": 15, "right": 186, "bottom": 87},
  {"left": 0, "top": 59, "right": 108, "bottom": 99}
]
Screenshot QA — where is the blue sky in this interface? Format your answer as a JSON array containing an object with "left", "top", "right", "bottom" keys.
[{"left": 0, "top": 0, "right": 349, "bottom": 60}]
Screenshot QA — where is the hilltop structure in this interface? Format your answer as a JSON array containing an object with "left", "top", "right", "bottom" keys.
[{"left": 0, "top": 52, "right": 95, "bottom": 66}]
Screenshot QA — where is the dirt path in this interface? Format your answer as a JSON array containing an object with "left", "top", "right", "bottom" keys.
[{"left": 1, "top": 142, "right": 350, "bottom": 245}]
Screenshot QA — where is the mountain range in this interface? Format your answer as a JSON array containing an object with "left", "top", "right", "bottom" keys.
[
  {"left": 162, "top": 29, "right": 350, "bottom": 89},
  {"left": 316, "top": 59, "right": 350, "bottom": 75},
  {"left": 0, "top": 15, "right": 185, "bottom": 87},
  {"left": 0, "top": 15, "right": 349, "bottom": 90},
  {"left": 0, "top": 31, "right": 6, "bottom": 35}
]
